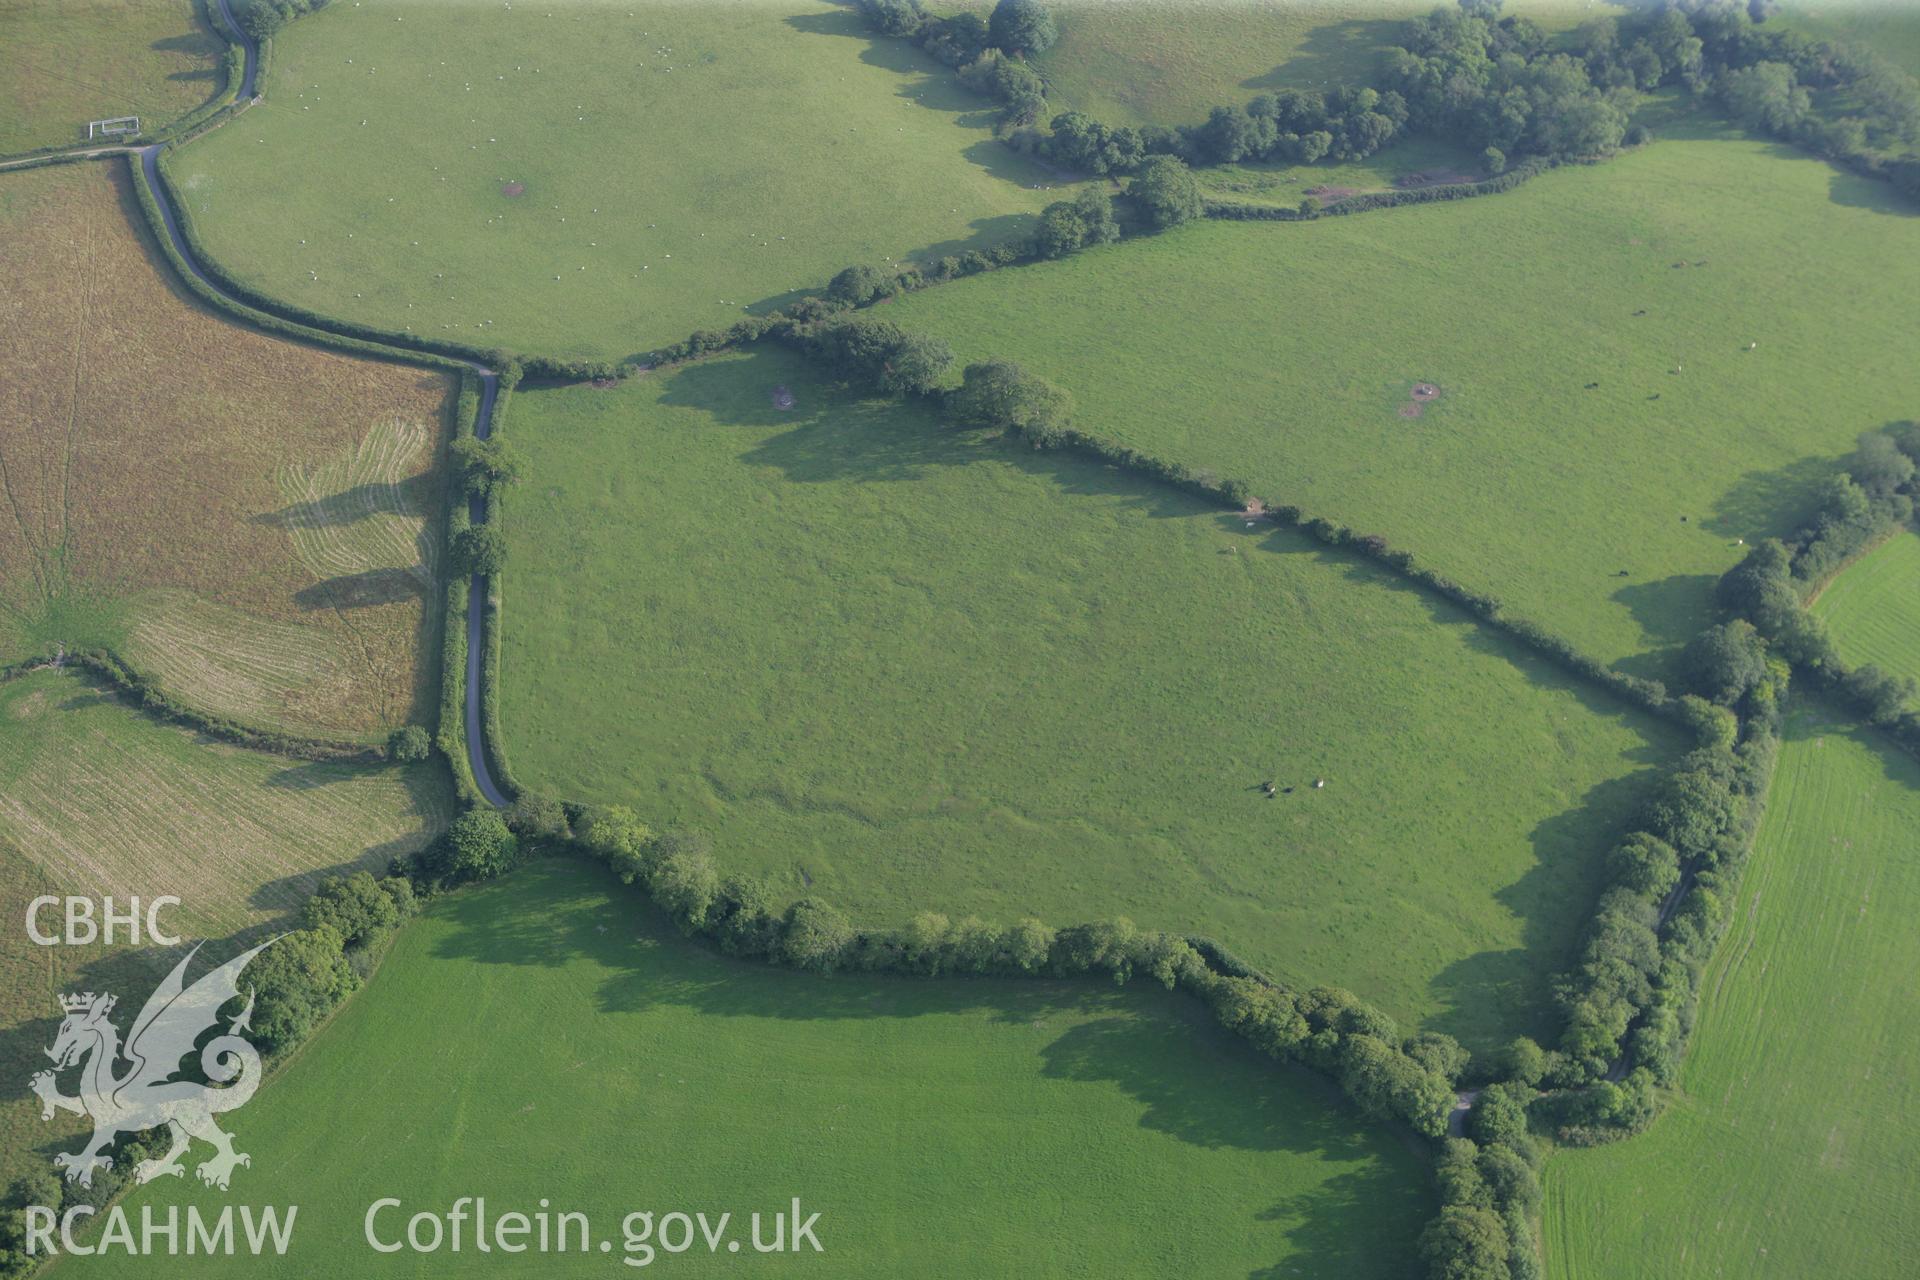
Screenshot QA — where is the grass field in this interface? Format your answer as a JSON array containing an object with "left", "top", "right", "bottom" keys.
[
  {"left": 1195, "top": 133, "right": 1490, "bottom": 206},
  {"left": 0, "top": 0, "right": 224, "bottom": 156},
  {"left": 52, "top": 857, "right": 1433, "bottom": 1277},
  {"left": 1543, "top": 707, "right": 1920, "bottom": 1278},
  {"left": 1810, "top": 528, "right": 1920, "bottom": 686},
  {"left": 890, "top": 122, "right": 1920, "bottom": 677},
  {"left": 161, "top": 0, "right": 1064, "bottom": 363},
  {"left": 0, "top": 667, "right": 449, "bottom": 1192},
  {"left": 1776, "top": 0, "right": 1920, "bottom": 76},
  {"left": 954, "top": 0, "right": 1589, "bottom": 128},
  {"left": 0, "top": 160, "right": 454, "bottom": 740},
  {"left": 499, "top": 346, "right": 1678, "bottom": 1053}
]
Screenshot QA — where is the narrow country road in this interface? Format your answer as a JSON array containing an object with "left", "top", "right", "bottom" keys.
[
  {"left": 142, "top": 0, "right": 509, "bottom": 808},
  {"left": 135, "top": 139, "right": 508, "bottom": 806}
]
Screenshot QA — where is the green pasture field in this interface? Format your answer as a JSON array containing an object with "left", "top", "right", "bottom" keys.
[
  {"left": 1810, "top": 529, "right": 1920, "bottom": 686},
  {"left": 889, "top": 123, "right": 1920, "bottom": 677},
  {"left": 956, "top": 0, "right": 1590, "bottom": 128},
  {"left": 1543, "top": 707, "right": 1920, "bottom": 1278},
  {"left": 1195, "top": 133, "right": 1490, "bottom": 206},
  {"left": 0, "top": 668, "right": 448, "bottom": 1191},
  {"left": 1776, "top": 0, "right": 1920, "bottom": 76},
  {"left": 52, "top": 858, "right": 1434, "bottom": 1278},
  {"left": 499, "top": 346, "right": 1678, "bottom": 1053},
  {"left": 160, "top": 0, "right": 1064, "bottom": 364},
  {"left": 0, "top": 0, "right": 224, "bottom": 156}
]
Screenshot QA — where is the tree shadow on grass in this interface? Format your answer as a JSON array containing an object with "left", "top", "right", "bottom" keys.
[
  {"left": 1239, "top": 18, "right": 1407, "bottom": 94},
  {"left": 293, "top": 567, "right": 424, "bottom": 611},
  {"left": 426, "top": 857, "right": 1430, "bottom": 1276},
  {"left": 1235, "top": 523, "right": 1685, "bottom": 1050},
  {"left": 1703, "top": 453, "right": 1838, "bottom": 540}
]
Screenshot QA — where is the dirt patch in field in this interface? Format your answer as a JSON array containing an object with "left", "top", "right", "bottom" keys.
[
  {"left": 1398, "top": 382, "right": 1442, "bottom": 419},
  {"left": 501, "top": 181, "right": 526, "bottom": 198},
  {"left": 771, "top": 384, "right": 795, "bottom": 410},
  {"left": 1304, "top": 185, "right": 1360, "bottom": 203}
]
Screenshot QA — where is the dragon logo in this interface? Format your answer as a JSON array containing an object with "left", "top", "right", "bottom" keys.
[{"left": 29, "top": 940, "right": 273, "bottom": 1191}]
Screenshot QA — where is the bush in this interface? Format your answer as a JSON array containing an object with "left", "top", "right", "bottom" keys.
[
  {"left": 451, "top": 524, "right": 507, "bottom": 576},
  {"left": 387, "top": 724, "right": 432, "bottom": 762},
  {"left": 432, "top": 809, "right": 521, "bottom": 885},
  {"left": 989, "top": 0, "right": 1057, "bottom": 55},
  {"left": 248, "top": 926, "right": 356, "bottom": 1051},
  {"left": 1418, "top": 1205, "right": 1510, "bottom": 1280},
  {"left": 780, "top": 898, "right": 856, "bottom": 972},
  {"left": 828, "top": 263, "right": 891, "bottom": 306},
  {"left": 449, "top": 435, "right": 525, "bottom": 499},
  {"left": 1681, "top": 619, "right": 1771, "bottom": 707},
  {"left": 302, "top": 871, "right": 414, "bottom": 949},
  {"left": 948, "top": 360, "right": 1074, "bottom": 443},
  {"left": 1466, "top": 1082, "right": 1531, "bottom": 1147},
  {"left": 1128, "top": 155, "right": 1205, "bottom": 229},
  {"left": 1605, "top": 832, "right": 1681, "bottom": 899}
]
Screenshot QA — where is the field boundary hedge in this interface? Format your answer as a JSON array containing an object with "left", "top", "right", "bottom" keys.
[
  {"left": 0, "top": 650, "right": 383, "bottom": 762},
  {"left": 438, "top": 372, "right": 485, "bottom": 804},
  {"left": 1205, "top": 155, "right": 1559, "bottom": 221},
  {"left": 475, "top": 367, "right": 525, "bottom": 802}
]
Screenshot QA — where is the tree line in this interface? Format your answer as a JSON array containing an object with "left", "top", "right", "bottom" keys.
[{"left": 1717, "top": 425, "right": 1920, "bottom": 751}]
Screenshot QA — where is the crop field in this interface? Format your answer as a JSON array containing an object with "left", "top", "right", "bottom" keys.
[
  {"left": 987, "top": 0, "right": 1588, "bottom": 128},
  {"left": 56, "top": 858, "right": 1434, "bottom": 1278},
  {"left": 499, "top": 346, "right": 1677, "bottom": 1053},
  {"left": 0, "top": 160, "right": 454, "bottom": 740},
  {"left": 890, "top": 123, "right": 1920, "bottom": 676},
  {"left": 1543, "top": 709, "right": 1920, "bottom": 1278},
  {"left": 0, "top": 0, "right": 223, "bottom": 155},
  {"left": 159, "top": 0, "right": 1064, "bottom": 364},
  {"left": 1810, "top": 529, "right": 1920, "bottom": 686},
  {"left": 0, "top": 667, "right": 449, "bottom": 1191}
]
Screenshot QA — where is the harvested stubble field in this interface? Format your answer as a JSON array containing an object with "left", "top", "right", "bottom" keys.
[
  {"left": 500, "top": 346, "right": 1681, "bottom": 1054},
  {"left": 1810, "top": 528, "right": 1920, "bottom": 686},
  {"left": 0, "top": 667, "right": 449, "bottom": 1191},
  {"left": 890, "top": 123, "right": 1920, "bottom": 677},
  {"left": 1544, "top": 708, "right": 1920, "bottom": 1279},
  {"left": 57, "top": 858, "right": 1434, "bottom": 1278},
  {"left": 0, "top": 160, "right": 453, "bottom": 740},
  {"left": 0, "top": 0, "right": 224, "bottom": 155},
  {"left": 160, "top": 0, "right": 1064, "bottom": 363}
]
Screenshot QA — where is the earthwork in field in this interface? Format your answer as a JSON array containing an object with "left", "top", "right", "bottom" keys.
[
  {"left": 155, "top": 0, "right": 1067, "bottom": 363},
  {"left": 0, "top": 160, "right": 453, "bottom": 740},
  {"left": 500, "top": 346, "right": 1681, "bottom": 1054},
  {"left": 1543, "top": 710, "right": 1920, "bottom": 1278},
  {"left": 56, "top": 859, "right": 1434, "bottom": 1278},
  {"left": 889, "top": 122, "right": 1920, "bottom": 677}
]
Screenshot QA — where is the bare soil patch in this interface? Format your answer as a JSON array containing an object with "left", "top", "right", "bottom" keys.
[
  {"left": 1305, "top": 185, "right": 1361, "bottom": 202},
  {"left": 501, "top": 180, "right": 526, "bottom": 198}
]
